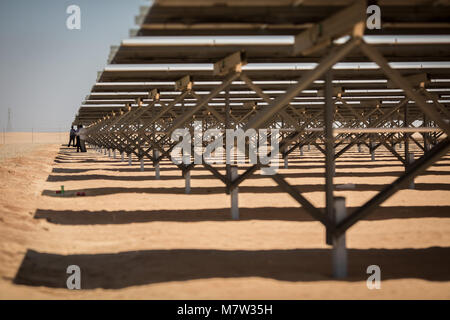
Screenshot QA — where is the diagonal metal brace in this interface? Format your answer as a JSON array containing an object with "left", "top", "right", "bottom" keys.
[{"left": 333, "top": 137, "right": 450, "bottom": 238}]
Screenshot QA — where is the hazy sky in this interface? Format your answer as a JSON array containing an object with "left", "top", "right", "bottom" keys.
[{"left": 0, "top": 0, "right": 148, "bottom": 131}]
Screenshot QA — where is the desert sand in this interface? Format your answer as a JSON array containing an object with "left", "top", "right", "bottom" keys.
[{"left": 0, "top": 132, "right": 449, "bottom": 299}]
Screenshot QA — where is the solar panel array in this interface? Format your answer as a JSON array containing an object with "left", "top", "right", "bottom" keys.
[
  {"left": 76, "top": 0, "right": 450, "bottom": 125},
  {"left": 72, "top": 1, "right": 450, "bottom": 275}
]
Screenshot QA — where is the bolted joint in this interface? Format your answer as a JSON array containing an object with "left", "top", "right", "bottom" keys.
[
  {"left": 149, "top": 88, "right": 160, "bottom": 100},
  {"left": 175, "top": 75, "right": 193, "bottom": 92},
  {"left": 213, "top": 51, "right": 247, "bottom": 76}
]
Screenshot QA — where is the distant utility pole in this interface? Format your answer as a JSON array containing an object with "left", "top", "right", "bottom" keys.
[{"left": 7, "top": 108, "right": 12, "bottom": 132}]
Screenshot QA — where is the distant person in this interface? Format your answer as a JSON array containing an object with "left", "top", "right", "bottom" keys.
[
  {"left": 68, "top": 126, "right": 76, "bottom": 147},
  {"left": 76, "top": 124, "right": 87, "bottom": 152},
  {"left": 76, "top": 125, "right": 82, "bottom": 152}
]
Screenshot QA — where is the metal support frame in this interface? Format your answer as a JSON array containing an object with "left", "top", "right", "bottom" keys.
[{"left": 79, "top": 2, "right": 450, "bottom": 279}]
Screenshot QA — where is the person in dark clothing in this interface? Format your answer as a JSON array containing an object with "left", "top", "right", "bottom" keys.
[
  {"left": 68, "top": 126, "right": 76, "bottom": 147},
  {"left": 76, "top": 125, "right": 82, "bottom": 152}
]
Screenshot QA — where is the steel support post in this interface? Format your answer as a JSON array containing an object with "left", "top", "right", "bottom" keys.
[
  {"left": 404, "top": 104, "right": 409, "bottom": 163},
  {"left": 423, "top": 114, "right": 430, "bottom": 152},
  {"left": 184, "top": 170, "right": 191, "bottom": 194},
  {"left": 325, "top": 71, "right": 335, "bottom": 245},
  {"left": 225, "top": 88, "right": 232, "bottom": 194},
  {"left": 407, "top": 153, "right": 415, "bottom": 189},
  {"left": 231, "top": 166, "right": 239, "bottom": 220}
]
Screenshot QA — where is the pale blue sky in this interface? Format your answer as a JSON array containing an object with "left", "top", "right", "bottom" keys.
[{"left": 0, "top": 0, "right": 147, "bottom": 131}]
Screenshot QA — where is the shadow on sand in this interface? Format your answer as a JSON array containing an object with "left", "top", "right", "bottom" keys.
[
  {"left": 34, "top": 205, "right": 450, "bottom": 225},
  {"left": 13, "top": 247, "right": 450, "bottom": 289},
  {"left": 45, "top": 169, "right": 450, "bottom": 182},
  {"left": 41, "top": 182, "right": 450, "bottom": 198}
]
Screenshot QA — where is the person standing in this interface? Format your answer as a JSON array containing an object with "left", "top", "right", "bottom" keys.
[
  {"left": 68, "top": 125, "right": 76, "bottom": 147},
  {"left": 76, "top": 125, "right": 82, "bottom": 152},
  {"left": 79, "top": 125, "right": 87, "bottom": 152}
]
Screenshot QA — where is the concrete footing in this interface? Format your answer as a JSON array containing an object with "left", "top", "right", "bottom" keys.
[
  {"left": 154, "top": 151, "right": 160, "bottom": 179},
  {"left": 332, "top": 197, "right": 347, "bottom": 279},
  {"left": 155, "top": 163, "right": 160, "bottom": 179}
]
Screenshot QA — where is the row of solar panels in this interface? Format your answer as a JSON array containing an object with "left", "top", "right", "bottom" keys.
[{"left": 74, "top": 0, "right": 450, "bottom": 124}]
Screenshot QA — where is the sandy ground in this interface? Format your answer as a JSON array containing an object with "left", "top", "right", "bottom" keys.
[
  {"left": 0, "top": 132, "right": 66, "bottom": 146},
  {"left": 0, "top": 134, "right": 450, "bottom": 299}
]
